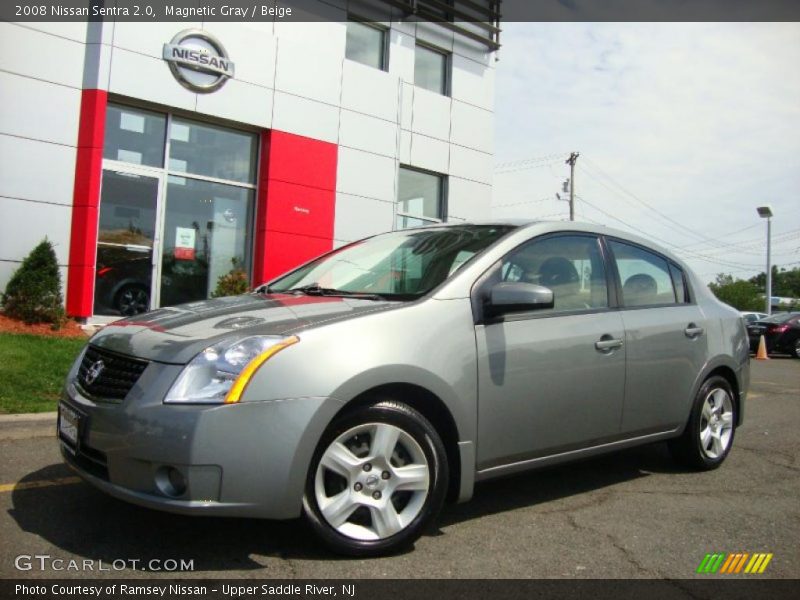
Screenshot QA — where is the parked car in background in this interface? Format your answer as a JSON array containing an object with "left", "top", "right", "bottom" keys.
[
  {"left": 740, "top": 311, "right": 768, "bottom": 324},
  {"left": 746, "top": 312, "right": 800, "bottom": 358},
  {"left": 59, "top": 221, "right": 749, "bottom": 556}
]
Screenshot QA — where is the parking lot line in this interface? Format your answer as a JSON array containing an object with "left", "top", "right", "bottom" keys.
[{"left": 0, "top": 476, "right": 81, "bottom": 494}]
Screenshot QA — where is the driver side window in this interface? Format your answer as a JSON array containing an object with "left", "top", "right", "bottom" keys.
[{"left": 501, "top": 235, "right": 609, "bottom": 313}]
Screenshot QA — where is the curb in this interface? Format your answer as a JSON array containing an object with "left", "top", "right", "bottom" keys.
[{"left": 0, "top": 412, "right": 57, "bottom": 424}]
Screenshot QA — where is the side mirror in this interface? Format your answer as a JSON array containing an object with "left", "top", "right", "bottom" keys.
[{"left": 488, "top": 282, "right": 554, "bottom": 315}]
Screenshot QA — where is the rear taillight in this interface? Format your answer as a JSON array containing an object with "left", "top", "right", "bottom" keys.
[
  {"left": 769, "top": 325, "right": 789, "bottom": 333},
  {"left": 97, "top": 266, "right": 114, "bottom": 277}
]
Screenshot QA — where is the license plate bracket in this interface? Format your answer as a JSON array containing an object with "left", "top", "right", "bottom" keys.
[{"left": 58, "top": 403, "right": 86, "bottom": 454}]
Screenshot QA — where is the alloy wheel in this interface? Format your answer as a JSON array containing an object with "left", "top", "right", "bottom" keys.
[
  {"left": 314, "top": 422, "right": 430, "bottom": 541},
  {"left": 699, "top": 387, "right": 734, "bottom": 459},
  {"left": 118, "top": 287, "right": 149, "bottom": 316}
]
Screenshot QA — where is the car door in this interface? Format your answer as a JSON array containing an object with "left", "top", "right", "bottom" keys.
[
  {"left": 606, "top": 239, "right": 709, "bottom": 434},
  {"left": 475, "top": 233, "right": 626, "bottom": 471}
]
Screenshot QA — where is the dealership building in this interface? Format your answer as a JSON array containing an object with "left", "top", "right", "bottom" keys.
[{"left": 0, "top": 1, "right": 500, "bottom": 320}]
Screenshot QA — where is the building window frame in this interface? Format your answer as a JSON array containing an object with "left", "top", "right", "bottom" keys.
[
  {"left": 414, "top": 41, "right": 451, "bottom": 96},
  {"left": 396, "top": 165, "right": 448, "bottom": 229},
  {"left": 345, "top": 17, "right": 390, "bottom": 72}
]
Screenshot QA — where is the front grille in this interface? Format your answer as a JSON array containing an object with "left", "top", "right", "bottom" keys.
[{"left": 77, "top": 345, "right": 148, "bottom": 400}]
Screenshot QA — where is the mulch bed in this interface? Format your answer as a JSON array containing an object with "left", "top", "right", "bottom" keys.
[{"left": 0, "top": 313, "right": 87, "bottom": 338}]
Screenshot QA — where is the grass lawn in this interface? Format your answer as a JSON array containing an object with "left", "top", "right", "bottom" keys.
[{"left": 0, "top": 333, "right": 86, "bottom": 414}]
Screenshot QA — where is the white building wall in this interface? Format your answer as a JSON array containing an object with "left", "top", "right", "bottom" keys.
[
  {"left": 0, "top": 4, "right": 496, "bottom": 294},
  {"left": 0, "top": 22, "right": 86, "bottom": 294}
]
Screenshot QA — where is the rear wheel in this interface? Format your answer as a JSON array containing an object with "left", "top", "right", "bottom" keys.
[
  {"left": 303, "top": 400, "right": 448, "bottom": 556},
  {"left": 793, "top": 338, "right": 800, "bottom": 359},
  {"left": 669, "top": 376, "right": 737, "bottom": 470}
]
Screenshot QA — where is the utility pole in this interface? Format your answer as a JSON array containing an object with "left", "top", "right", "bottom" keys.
[{"left": 566, "top": 152, "right": 579, "bottom": 221}]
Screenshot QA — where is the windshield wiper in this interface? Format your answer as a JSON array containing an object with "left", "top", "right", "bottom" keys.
[{"left": 285, "top": 283, "right": 385, "bottom": 300}]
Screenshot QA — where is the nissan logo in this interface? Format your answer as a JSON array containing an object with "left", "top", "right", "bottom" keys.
[
  {"left": 84, "top": 360, "right": 105, "bottom": 386},
  {"left": 162, "top": 29, "right": 235, "bottom": 93}
]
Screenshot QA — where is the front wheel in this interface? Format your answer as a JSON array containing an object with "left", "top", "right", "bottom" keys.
[
  {"left": 115, "top": 285, "right": 149, "bottom": 316},
  {"left": 793, "top": 339, "right": 800, "bottom": 359},
  {"left": 303, "top": 400, "right": 448, "bottom": 556},
  {"left": 668, "top": 376, "right": 737, "bottom": 470}
]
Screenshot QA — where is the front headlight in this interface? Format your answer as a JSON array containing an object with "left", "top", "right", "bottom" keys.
[{"left": 164, "top": 335, "right": 299, "bottom": 405}]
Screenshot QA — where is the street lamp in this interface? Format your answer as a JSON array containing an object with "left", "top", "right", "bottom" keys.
[{"left": 756, "top": 205, "right": 773, "bottom": 315}]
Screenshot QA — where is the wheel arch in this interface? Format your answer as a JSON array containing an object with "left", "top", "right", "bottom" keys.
[
  {"left": 333, "top": 382, "right": 465, "bottom": 504},
  {"left": 689, "top": 358, "right": 745, "bottom": 428}
]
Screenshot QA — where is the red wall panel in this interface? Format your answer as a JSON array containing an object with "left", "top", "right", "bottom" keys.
[
  {"left": 253, "top": 130, "right": 337, "bottom": 285},
  {"left": 66, "top": 89, "right": 107, "bottom": 318}
]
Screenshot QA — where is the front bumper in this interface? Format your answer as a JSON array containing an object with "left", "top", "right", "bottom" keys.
[{"left": 60, "top": 362, "right": 342, "bottom": 519}]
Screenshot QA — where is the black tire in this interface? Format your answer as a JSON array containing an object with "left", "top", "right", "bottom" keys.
[
  {"left": 668, "top": 375, "right": 737, "bottom": 470},
  {"left": 115, "top": 285, "right": 149, "bottom": 316},
  {"left": 793, "top": 339, "right": 800, "bottom": 359},
  {"left": 303, "top": 400, "right": 448, "bottom": 557}
]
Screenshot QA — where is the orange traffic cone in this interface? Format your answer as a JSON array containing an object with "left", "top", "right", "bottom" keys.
[{"left": 755, "top": 335, "right": 769, "bottom": 360}]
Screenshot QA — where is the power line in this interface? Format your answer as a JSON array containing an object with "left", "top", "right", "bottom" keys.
[
  {"left": 679, "top": 223, "right": 761, "bottom": 250},
  {"left": 574, "top": 195, "right": 764, "bottom": 269},
  {"left": 494, "top": 160, "right": 566, "bottom": 175},
  {"left": 494, "top": 153, "right": 569, "bottom": 171},
  {"left": 578, "top": 156, "right": 764, "bottom": 249},
  {"left": 578, "top": 159, "right": 800, "bottom": 256},
  {"left": 492, "top": 197, "right": 554, "bottom": 209}
]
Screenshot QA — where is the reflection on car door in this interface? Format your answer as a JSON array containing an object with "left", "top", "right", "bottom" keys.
[
  {"left": 475, "top": 234, "right": 627, "bottom": 472},
  {"left": 608, "top": 240, "right": 709, "bottom": 434}
]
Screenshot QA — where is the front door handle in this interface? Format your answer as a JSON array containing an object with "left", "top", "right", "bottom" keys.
[
  {"left": 685, "top": 323, "right": 705, "bottom": 338},
  {"left": 595, "top": 337, "right": 624, "bottom": 351}
]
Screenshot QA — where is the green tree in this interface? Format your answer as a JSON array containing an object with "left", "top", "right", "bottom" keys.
[
  {"left": 1, "top": 238, "right": 65, "bottom": 327},
  {"left": 749, "top": 266, "right": 800, "bottom": 298},
  {"left": 708, "top": 273, "right": 763, "bottom": 311}
]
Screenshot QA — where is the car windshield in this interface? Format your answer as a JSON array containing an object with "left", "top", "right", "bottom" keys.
[
  {"left": 266, "top": 225, "right": 516, "bottom": 299},
  {"left": 761, "top": 313, "right": 798, "bottom": 324}
]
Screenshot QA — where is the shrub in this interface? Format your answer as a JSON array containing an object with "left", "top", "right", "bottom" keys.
[
  {"left": 211, "top": 258, "right": 250, "bottom": 298},
  {"left": 1, "top": 238, "right": 65, "bottom": 327}
]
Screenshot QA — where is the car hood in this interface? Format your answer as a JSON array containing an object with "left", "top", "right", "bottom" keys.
[{"left": 89, "top": 293, "right": 401, "bottom": 364}]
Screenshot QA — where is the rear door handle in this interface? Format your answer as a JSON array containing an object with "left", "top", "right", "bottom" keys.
[
  {"left": 685, "top": 324, "right": 705, "bottom": 338},
  {"left": 595, "top": 337, "right": 624, "bottom": 351}
]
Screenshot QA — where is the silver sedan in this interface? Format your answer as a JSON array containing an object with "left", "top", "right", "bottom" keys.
[{"left": 59, "top": 221, "right": 749, "bottom": 555}]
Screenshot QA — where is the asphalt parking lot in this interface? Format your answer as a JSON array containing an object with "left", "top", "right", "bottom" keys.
[{"left": 0, "top": 358, "right": 797, "bottom": 580}]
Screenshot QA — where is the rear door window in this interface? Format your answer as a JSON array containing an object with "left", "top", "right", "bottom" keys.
[{"left": 609, "top": 240, "right": 677, "bottom": 307}]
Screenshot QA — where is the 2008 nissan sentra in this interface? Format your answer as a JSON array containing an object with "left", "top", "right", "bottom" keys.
[{"left": 59, "top": 221, "right": 749, "bottom": 556}]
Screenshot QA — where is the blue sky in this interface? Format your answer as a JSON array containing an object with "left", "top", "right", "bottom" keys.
[{"left": 492, "top": 22, "right": 800, "bottom": 283}]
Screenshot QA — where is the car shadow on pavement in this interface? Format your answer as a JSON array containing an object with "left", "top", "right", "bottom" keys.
[
  {"left": 9, "top": 443, "right": 685, "bottom": 568},
  {"left": 441, "top": 442, "right": 683, "bottom": 529}
]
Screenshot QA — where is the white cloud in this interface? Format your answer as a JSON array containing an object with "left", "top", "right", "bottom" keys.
[{"left": 493, "top": 22, "right": 800, "bottom": 282}]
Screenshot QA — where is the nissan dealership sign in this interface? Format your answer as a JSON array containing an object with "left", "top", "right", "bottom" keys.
[{"left": 162, "top": 29, "right": 234, "bottom": 93}]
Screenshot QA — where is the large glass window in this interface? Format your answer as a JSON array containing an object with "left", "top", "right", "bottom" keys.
[
  {"left": 345, "top": 20, "right": 387, "bottom": 70},
  {"left": 415, "top": 44, "right": 449, "bottom": 95},
  {"left": 97, "top": 104, "right": 258, "bottom": 315},
  {"left": 161, "top": 177, "right": 254, "bottom": 306},
  {"left": 168, "top": 118, "right": 256, "bottom": 184},
  {"left": 501, "top": 235, "right": 609, "bottom": 313},
  {"left": 609, "top": 240, "right": 678, "bottom": 307},
  {"left": 103, "top": 105, "right": 166, "bottom": 167},
  {"left": 397, "top": 167, "right": 445, "bottom": 229}
]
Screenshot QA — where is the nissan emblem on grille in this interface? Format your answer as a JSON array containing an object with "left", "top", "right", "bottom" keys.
[{"left": 84, "top": 360, "right": 105, "bottom": 386}]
